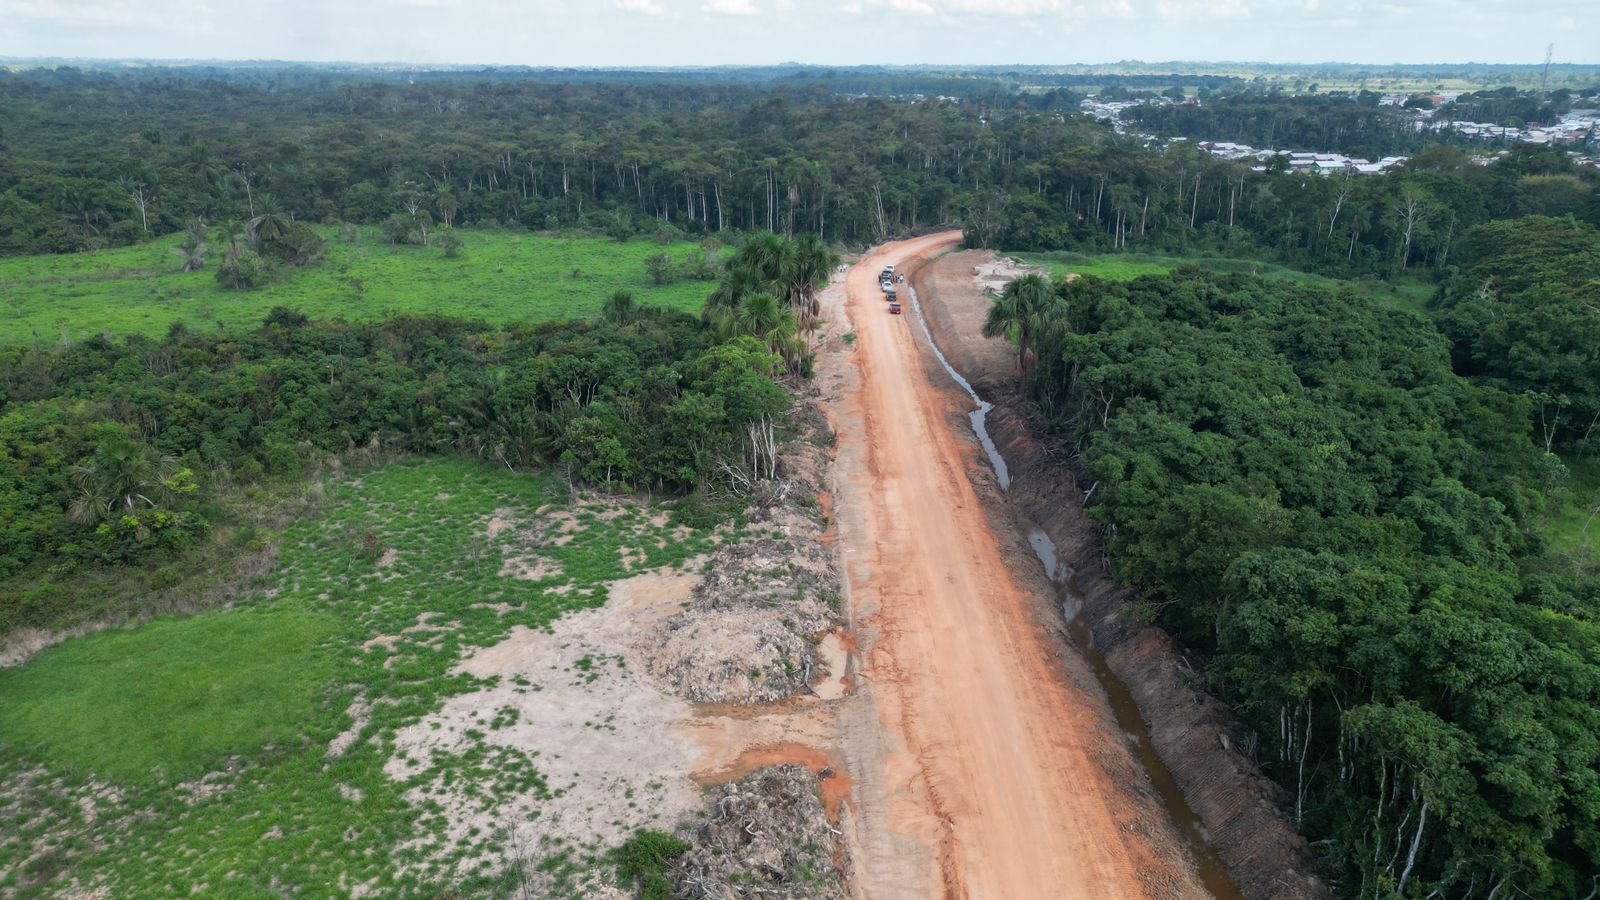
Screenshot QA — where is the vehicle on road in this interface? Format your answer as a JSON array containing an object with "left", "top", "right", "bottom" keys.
[{"left": 889, "top": 301, "right": 902, "bottom": 314}]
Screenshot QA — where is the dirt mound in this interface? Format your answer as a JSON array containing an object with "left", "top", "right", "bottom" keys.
[
  {"left": 641, "top": 397, "right": 841, "bottom": 705},
  {"left": 673, "top": 764, "right": 846, "bottom": 900}
]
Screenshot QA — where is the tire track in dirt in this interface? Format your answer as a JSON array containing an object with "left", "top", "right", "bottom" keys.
[{"left": 818, "top": 233, "right": 1208, "bottom": 900}]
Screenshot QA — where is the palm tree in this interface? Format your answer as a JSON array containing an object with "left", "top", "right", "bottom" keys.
[
  {"left": 175, "top": 219, "right": 209, "bottom": 272},
  {"left": 245, "top": 196, "right": 288, "bottom": 250},
  {"left": 732, "top": 233, "right": 789, "bottom": 284},
  {"left": 782, "top": 232, "right": 839, "bottom": 333},
  {"left": 982, "top": 273, "right": 1057, "bottom": 385},
  {"left": 703, "top": 263, "right": 770, "bottom": 323},
  {"left": 67, "top": 437, "right": 178, "bottom": 524},
  {"left": 602, "top": 290, "right": 639, "bottom": 326},
  {"left": 738, "top": 292, "right": 787, "bottom": 338}
]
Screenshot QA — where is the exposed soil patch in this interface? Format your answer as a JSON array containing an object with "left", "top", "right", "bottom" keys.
[
  {"left": 327, "top": 696, "right": 371, "bottom": 758},
  {"left": 809, "top": 632, "right": 853, "bottom": 701},
  {"left": 496, "top": 553, "right": 563, "bottom": 582},
  {"left": 971, "top": 254, "right": 1047, "bottom": 294},
  {"left": 385, "top": 569, "right": 707, "bottom": 887},
  {"left": 913, "top": 248, "right": 1022, "bottom": 398}
]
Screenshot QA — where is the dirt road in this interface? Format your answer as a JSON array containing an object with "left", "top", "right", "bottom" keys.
[{"left": 820, "top": 232, "right": 1205, "bottom": 899}]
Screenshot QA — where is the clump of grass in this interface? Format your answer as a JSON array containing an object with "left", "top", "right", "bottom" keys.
[{"left": 615, "top": 829, "right": 689, "bottom": 900}]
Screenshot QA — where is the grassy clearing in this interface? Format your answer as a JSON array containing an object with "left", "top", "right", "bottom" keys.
[
  {"left": 1013, "top": 249, "right": 1437, "bottom": 314},
  {"left": 0, "top": 456, "right": 719, "bottom": 897},
  {"left": 1546, "top": 455, "right": 1600, "bottom": 559},
  {"left": 0, "top": 228, "right": 712, "bottom": 343},
  {"left": 0, "top": 606, "right": 338, "bottom": 783}
]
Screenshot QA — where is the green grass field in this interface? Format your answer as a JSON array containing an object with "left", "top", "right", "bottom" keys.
[
  {"left": 0, "top": 228, "right": 714, "bottom": 343},
  {"left": 1012, "top": 249, "right": 1436, "bottom": 314},
  {"left": 0, "top": 457, "right": 719, "bottom": 897},
  {"left": 1546, "top": 455, "right": 1600, "bottom": 559}
]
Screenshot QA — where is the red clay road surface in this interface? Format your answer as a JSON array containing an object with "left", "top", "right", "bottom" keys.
[{"left": 824, "top": 232, "right": 1205, "bottom": 899}]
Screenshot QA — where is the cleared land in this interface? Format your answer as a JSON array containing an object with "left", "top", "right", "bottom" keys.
[
  {"left": 0, "top": 457, "right": 724, "bottom": 896},
  {"left": 0, "top": 229, "right": 713, "bottom": 342},
  {"left": 1546, "top": 455, "right": 1600, "bottom": 559},
  {"left": 822, "top": 233, "right": 1205, "bottom": 898},
  {"left": 1014, "top": 248, "right": 1435, "bottom": 312}
]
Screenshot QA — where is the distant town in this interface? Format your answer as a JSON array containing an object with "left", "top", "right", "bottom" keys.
[{"left": 1084, "top": 92, "right": 1600, "bottom": 173}]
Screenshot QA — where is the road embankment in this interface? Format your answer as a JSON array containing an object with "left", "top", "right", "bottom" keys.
[{"left": 913, "top": 248, "right": 1327, "bottom": 900}]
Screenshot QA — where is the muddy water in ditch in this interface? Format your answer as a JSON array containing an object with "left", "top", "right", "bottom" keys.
[{"left": 908, "top": 285, "right": 1244, "bottom": 900}]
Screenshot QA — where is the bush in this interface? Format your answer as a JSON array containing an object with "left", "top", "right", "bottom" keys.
[
  {"left": 147, "top": 566, "right": 182, "bottom": 591},
  {"left": 434, "top": 228, "right": 464, "bottom": 258},
  {"left": 215, "top": 249, "right": 268, "bottom": 290},
  {"left": 644, "top": 252, "right": 676, "bottom": 286},
  {"left": 262, "top": 221, "right": 326, "bottom": 267},
  {"left": 615, "top": 829, "right": 687, "bottom": 900}
]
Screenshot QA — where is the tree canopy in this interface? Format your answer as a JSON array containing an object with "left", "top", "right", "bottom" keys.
[{"left": 1020, "top": 267, "right": 1599, "bottom": 898}]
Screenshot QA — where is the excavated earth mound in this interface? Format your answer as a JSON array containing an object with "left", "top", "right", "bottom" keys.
[
  {"left": 673, "top": 764, "right": 846, "bottom": 900},
  {"left": 641, "top": 394, "right": 842, "bottom": 705}
]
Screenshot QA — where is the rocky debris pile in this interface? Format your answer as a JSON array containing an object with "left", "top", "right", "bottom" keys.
[
  {"left": 971, "top": 257, "right": 1044, "bottom": 294},
  {"left": 641, "top": 396, "right": 841, "bottom": 705},
  {"left": 673, "top": 765, "right": 845, "bottom": 900}
]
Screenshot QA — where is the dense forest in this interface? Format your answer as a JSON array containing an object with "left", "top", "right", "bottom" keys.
[
  {"left": 0, "top": 308, "right": 798, "bottom": 628},
  {"left": 3, "top": 68, "right": 1597, "bottom": 287},
  {"left": 988, "top": 214, "right": 1600, "bottom": 897}
]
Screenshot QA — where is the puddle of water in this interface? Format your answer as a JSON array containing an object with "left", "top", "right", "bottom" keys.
[
  {"left": 1027, "top": 529, "right": 1059, "bottom": 581},
  {"left": 811, "top": 632, "right": 852, "bottom": 701},
  {"left": 907, "top": 283, "right": 1243, "bottom": 900},
  {"left": 1051, "top": 548, "right": 1243, "bottom": 900}
]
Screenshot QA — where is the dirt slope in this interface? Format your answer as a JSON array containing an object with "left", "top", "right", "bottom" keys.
[
  {"left": 913, "top": 248, "right": 1325, "bottom": 900},
  {"left": 818, "top": 233, "right": 1206, "bottom": 899}
]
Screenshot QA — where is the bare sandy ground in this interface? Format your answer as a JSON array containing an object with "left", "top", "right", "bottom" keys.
[
  {"left": 912, "top": 249, "right": 1021, "bottom": 399},
  {"left": 816, "top": 233, "right": 1206, "bottom": 899}
]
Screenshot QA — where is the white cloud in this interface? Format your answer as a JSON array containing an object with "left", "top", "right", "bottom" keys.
[
  {"left": 5, "top": 0, "right": 153, "bottom": 28},
  {"left": 703, "top": 0, "right": 756, "bottom": 12},
  {"left": 1156, "top": 0, "right": 1249, "bottom": 19},
  {"left": 616, "top": 0, "right": 664, "bottom": 12}
]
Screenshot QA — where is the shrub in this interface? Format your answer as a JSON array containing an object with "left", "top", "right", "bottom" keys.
[
  {"left": 615, "top": 829, "right": 688, "bottom": 900},
  {"left": 215, "top": 249, "right": 268, "bottom": 290},
  {"left": 644, "top": 252, "right": 676, "bottom": 286}
]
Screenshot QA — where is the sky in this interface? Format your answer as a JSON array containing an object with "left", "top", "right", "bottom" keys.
[{"left": 0, "top": 0, "right": 1595, "bottom": 67}]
